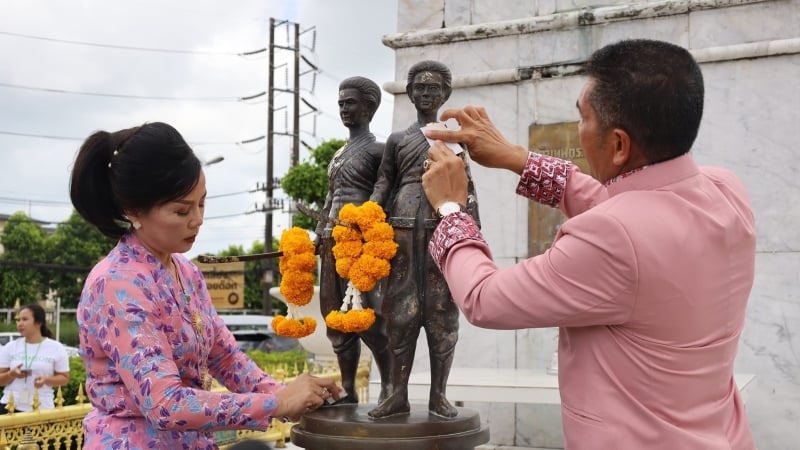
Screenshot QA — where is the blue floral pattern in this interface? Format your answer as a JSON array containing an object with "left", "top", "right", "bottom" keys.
[{"left": 78, "top": 234, "right": 282, "bottom": 449}]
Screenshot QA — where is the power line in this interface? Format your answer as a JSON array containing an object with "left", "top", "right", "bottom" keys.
[
  {"left": 0, "top": 81, "right": 264, "bottom": 102},
  {"left": 0, "top": 129, "right": 267, "bottom": 146},
  {"left": 0, "top": 195, "right": 71, "bottom": 206},
  {"left": 207, "top": 190, "right": 251, "bottom": 199},
  {"left": 0, "top": 30, "right": 265, "bottom": 57},
  {"left": 0, "top": 259, "right": 92, "bottom": 273}
]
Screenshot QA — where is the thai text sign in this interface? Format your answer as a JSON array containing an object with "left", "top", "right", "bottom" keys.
[{"left": 195, "top": 261, "right": 245, "bottom": 309}]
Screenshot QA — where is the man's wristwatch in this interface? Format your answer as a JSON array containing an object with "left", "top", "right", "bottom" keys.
[{"left": 436, "top": 201, "right": 466, "bottom": 218}]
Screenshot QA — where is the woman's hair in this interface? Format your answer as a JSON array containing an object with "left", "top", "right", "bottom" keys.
[
  {"left": 339, "top": 76, "right": 382, "bottom": 120},
  {"left": 69, "top": 122, "right": 202, "bottom": 239},
  {"left": 584, "top": 39, "right": 705, "bottom": 164},
  {"left": 20, "top": 304, "right": 53, "bottom": 339},
  {"left": 405, "top": 60, "right": 452, "bottom": 101}
]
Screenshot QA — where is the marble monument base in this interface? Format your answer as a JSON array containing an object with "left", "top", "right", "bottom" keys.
[{"left": 290, "top": 403, "right": 489, "bottom": 450}]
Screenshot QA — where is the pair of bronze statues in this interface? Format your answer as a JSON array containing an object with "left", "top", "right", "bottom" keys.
[{"left": 317, "top": 61, "right": 479, "bottom": 420}]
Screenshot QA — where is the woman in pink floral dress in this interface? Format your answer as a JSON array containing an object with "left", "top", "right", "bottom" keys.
[{"left": 70, "top": 122, "right": 341, "bottom": 449}]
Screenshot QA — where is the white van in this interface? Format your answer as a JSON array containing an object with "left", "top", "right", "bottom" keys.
[
  {"left": 218, "top": 314, "right": 301, "bottom": 353},
  {"left": 218, "top": 314, "right": 273, "bottom": 333},
  {"left": 0, "top": 332, "right": 20, "bottom": 346}
]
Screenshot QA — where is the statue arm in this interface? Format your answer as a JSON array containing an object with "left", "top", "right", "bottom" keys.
[
  {"left": 315, "top": 191, "right": 333, "bottom": 236},
  {"left": 465, "top": 161, "right": 481, "bottom": 228},
  {"left": 370, "top": 134, "right": 400, "bottom": 208}
]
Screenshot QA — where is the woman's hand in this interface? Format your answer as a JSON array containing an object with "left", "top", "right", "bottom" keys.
[
  {"left": 12, "top": 364, "right": 28, "bottom": 379},
  {"left": 34, "top": 375, "right": 47, "bottom": 389},
  {"left": 274, "top": 373, "right": 344, "bottom": 421}
]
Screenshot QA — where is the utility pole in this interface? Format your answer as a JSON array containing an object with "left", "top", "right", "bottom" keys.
[
  {"left": 264, "top": 18, "right": 276, "bottom": 315},
  {"left": 292, "top": 22, "right": 301, "bottom": 166},
  {"left": 263, "top": 18, "right": 318, "bottom": 315}
]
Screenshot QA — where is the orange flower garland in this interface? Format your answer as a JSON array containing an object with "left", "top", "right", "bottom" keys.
[
  {"left": 326, "top": 201, "right": 397, "bottom": 333},
  {"left": 273, "top": 227, "right": 317, "bottom": 338}
]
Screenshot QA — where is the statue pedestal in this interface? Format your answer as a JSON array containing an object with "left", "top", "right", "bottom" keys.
[{"left": 290, "top": 404, "right": 489, "bottom": 450}]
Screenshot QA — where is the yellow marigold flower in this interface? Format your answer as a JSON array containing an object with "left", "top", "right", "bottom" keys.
[
  {"left": 325, "top": 310, "right": 345, "bottom": 331},
  {"left": 333, "top": 226, "right": 361, "bottom": 242},
  {"left": 271, "top": 315, "right": 286, "bottom": 331},
  {"left": 363, "top": 240, "right": 398, "bottom": 261},
  {"left": 303, "top": 316, "right": 317, "bottom": 329},
  {"left": 326, "top": 309, "right": 376, "bottom": 333},
  {"left": 273, "top": 316, "right": 316, "bottom": 338},
  {"left": 331, "top": 201, "right": 396, "bottom": 295},
  {"left": 354, "top": 201, "right": 386, "bottom": 232},
  {"left": 278, "top": 227, "right": 317, "bottom": 307},
  {"left": 333, "top": 240, "right": 362, "bottom": 259},
  {"left": 284, "top": 252, "right": 317, "bottom": 272},
  {"left": 346, "top": 308, "right": 376, "bottom": 332},
  {"left": 335, "top": 257, "right": 354, "bottom": 279},
  {"left": 280, "top": 271, "right": 315, "bottom": 306},
  {"left": 363, "top": 222, "right": 394, "bottom": 242},
  {"left": 279, "top": 227, "right": 316, "bottom": 255},
  {"left": 350, "top": 256, "right": 391, "bottom": 291},
  {"left": 350, "top": 273, "right": 376, "bottom": 292},
  {"left": 278, "top": 257, "right": 288, "bottom": 274},
  {"left": 356, "top": 255, "right": 391, "bottom": 278},
  {"left": 338, "top": 203, "right": 360, "bottom": 223}
]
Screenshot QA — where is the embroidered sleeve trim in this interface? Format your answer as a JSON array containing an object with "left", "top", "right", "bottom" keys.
[
  {"left": 429, "top": 212, "right": 485, "bottom": 271},
  {"left": 515, "top": 152, "right": 572, "bottom": 207}
]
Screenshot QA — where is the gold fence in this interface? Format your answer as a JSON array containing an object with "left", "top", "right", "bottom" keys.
[{"left": 0, "top": 359, "right": 371, "bottom": 450}]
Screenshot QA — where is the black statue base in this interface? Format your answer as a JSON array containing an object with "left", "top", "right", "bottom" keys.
[{"left": 290, "top": 403, "right": 490, "bottom": 450}]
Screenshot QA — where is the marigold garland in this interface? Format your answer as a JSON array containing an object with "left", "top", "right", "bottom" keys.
[
  {"left": 331, "top": 201, "right": 397, "bottom": 292},
  {"left": 275, "top": 227, "right": 317, "bottom": 338},
  {"left": 326, "top": 201, "right": 398, "bottom": 333},
  {"left": 272, "top": 315, "right": 317, "bottom": 339}
]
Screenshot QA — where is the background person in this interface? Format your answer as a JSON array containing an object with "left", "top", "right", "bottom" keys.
[
  {"left": 0, "top": 303, "right": 70, "bottom": 413},
  {"left": 421, "top": 39, "right": 756, "bottom": 449},
  {"left": 69, "top": 122, "right": 341, "bottom": 449}
]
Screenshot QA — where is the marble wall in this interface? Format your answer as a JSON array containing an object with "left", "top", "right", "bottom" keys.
[{"left": 380, "top": 0, "right": 800, "bottom": 448}]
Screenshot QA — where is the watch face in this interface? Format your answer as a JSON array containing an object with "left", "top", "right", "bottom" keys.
[{"left": 438, "top": 202, "right": 461, "bottom": 217}]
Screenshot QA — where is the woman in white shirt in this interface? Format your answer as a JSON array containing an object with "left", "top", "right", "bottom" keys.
[{"left": 0, "top": 303, "right": 70, "bottom": 412}]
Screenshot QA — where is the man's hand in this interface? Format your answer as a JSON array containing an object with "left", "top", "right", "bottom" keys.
[
  {"left": 422, "top": 142, "right": 469, "bottom": 212},
  {"left": 422, "top": 105, "right": 528, "bottom": 174}
]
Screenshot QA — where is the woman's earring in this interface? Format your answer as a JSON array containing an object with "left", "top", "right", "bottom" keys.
[{"left": 133, "top": 221, "right": 142, "bottom": 230}]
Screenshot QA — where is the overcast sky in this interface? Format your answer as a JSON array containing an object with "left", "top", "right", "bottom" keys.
[{"left": 0, "top": 0, "right": 398, "bottom": 258}]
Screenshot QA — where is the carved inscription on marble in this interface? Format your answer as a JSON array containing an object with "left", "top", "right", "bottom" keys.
[{"left": 527, "top": 122, "right": 588, "bottom": 256}]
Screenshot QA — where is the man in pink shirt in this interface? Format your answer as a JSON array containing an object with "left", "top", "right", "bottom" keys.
[{"left": 421, "top": 39, "right": 756, "bottom": 449}]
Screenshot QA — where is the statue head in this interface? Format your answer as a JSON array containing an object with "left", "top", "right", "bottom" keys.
[
  {"left": 405, "top": 60, "right": 452, "bottom": 103},
  {"left": 339, "top": 76, "right": 382, "bottom": 122}
]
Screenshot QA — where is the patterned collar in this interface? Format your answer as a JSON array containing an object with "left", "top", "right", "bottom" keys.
[{"left": 604, "top": 165, "right": 650, "bottom": 187}]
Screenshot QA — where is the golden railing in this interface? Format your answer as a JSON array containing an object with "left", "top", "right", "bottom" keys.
[{"left": 0, "top": 359, "right": 371, "bottom": 450}]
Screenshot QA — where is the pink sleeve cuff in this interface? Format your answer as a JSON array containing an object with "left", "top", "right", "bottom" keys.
[
  {"left": 429, "top": 212, "right": 485, "bottom": 271},
  {"left": 515, "top": 152, "right": 572, "bottom": 207}
]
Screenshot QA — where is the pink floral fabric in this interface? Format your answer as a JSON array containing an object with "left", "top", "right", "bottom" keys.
[{"left": 78, "top": 234, "right": 281, "bottom": 449}]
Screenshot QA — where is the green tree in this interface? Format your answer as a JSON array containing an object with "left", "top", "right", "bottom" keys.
[
  {"left": 281, "top": 138, "right": 344, "bottom": 230},
  {"left": 0, "top": 211, "right": 114, "bottom": 309},
  {"left": 46, "top": 211, "right": 116, "bottom": 307},
  {"left": 0, "top": 212, "right": 48, "bottom": 306}
]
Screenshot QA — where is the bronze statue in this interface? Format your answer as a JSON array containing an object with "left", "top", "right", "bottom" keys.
[
  {"left": 368, "top": 61, "right": 480, "bottom": 419},
  {"left": 316, "top": 76, "right": 392, "bottom": 404}
]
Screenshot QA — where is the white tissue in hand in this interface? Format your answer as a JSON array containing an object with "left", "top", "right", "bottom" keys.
[{"left": 421, "top": 122, "right": 464, "bottom": 155}]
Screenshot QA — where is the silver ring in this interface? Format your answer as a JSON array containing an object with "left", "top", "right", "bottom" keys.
[{"left": 423, "top": 159, "right": 432, "bottom": 171}]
